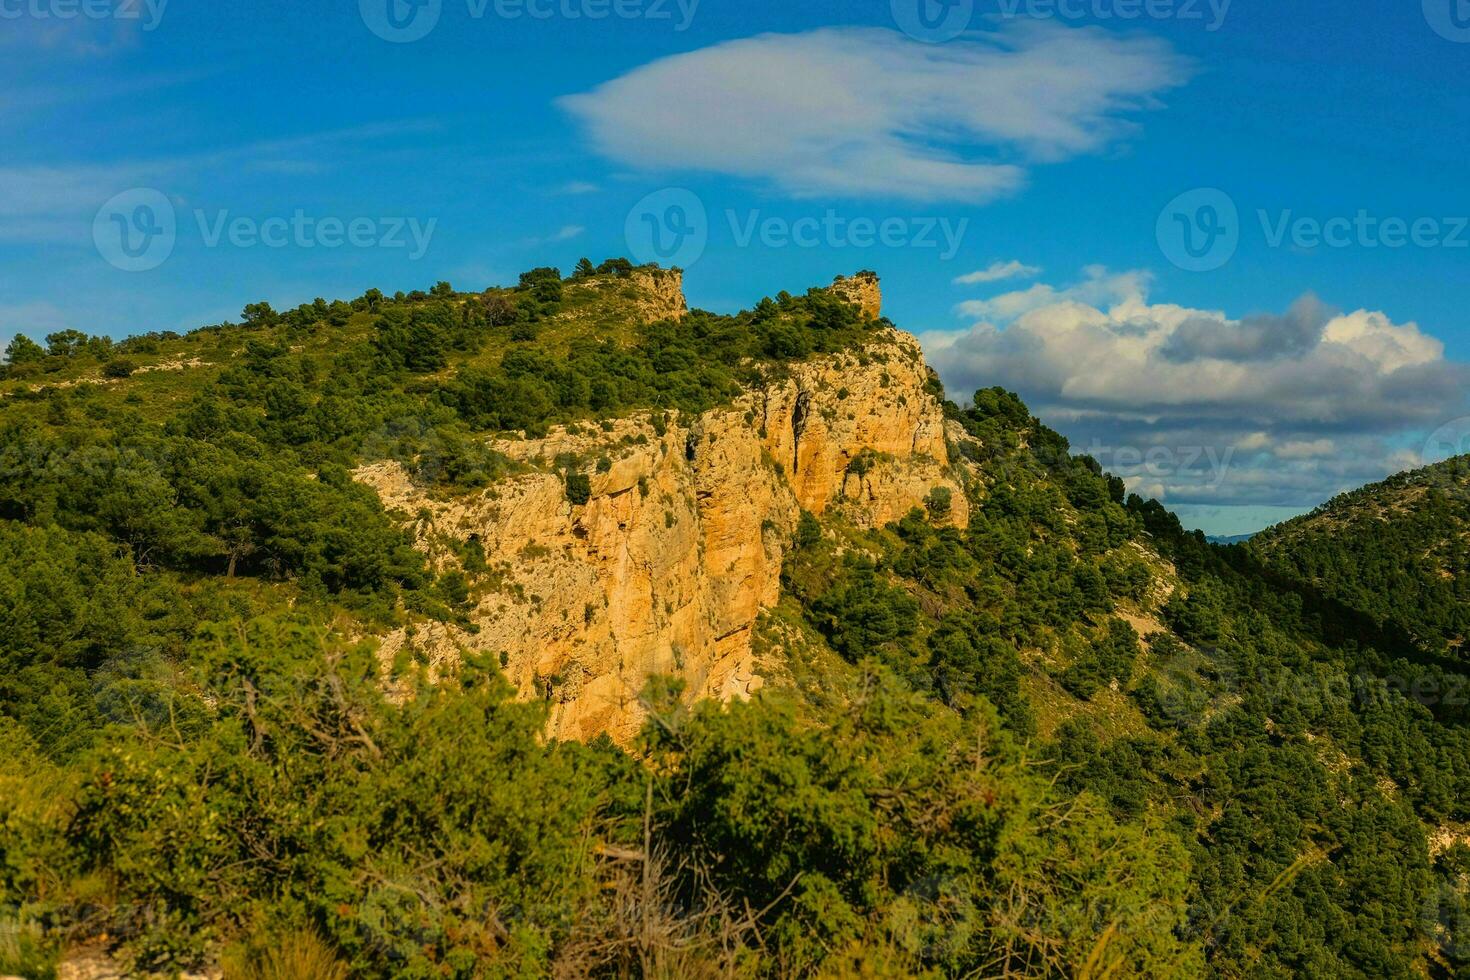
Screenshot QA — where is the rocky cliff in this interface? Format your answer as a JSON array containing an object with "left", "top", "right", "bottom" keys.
[
  {"left": 561, "top": 266, "right": 688, "bottom": 322},
  {"left": 357, "top": 274, "right": 968, "bottom": 741},
  {"left": 828, "top": 270, "right": 883, "bottom": 320}
]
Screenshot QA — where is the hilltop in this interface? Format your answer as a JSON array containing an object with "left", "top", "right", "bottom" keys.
[{"left": 1252, "top": 457, "right": 1470, "bottom": 654}]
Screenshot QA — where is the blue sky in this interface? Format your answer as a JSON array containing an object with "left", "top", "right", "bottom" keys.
[{"left": 4, "top": 0, "right": 1470, "bottom": 534}]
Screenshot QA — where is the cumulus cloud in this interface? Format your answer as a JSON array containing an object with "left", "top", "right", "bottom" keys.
[
  {"left": 955, "top": 260, "right": 1042, "bottom": 285},
  {"left": 922, "top": 268, "right": 1470, "bottom": 522},
  {"left": 559, "top": 23, "right": 1191, "bottom": 202},
  {"left": 1160, "top": 294, "right": 1331, "bottom": 363}
]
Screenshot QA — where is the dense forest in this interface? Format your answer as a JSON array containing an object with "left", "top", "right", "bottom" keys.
[
  {"left": 1252, "top": 463, "right": 1470, "bottom": 656},
  {"left": 1, "top": 264, "right": 1467, "bottom": 978}
]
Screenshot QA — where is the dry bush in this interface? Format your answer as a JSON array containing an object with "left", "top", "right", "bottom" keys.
[{"left": 552, "top": 784, "right": 783, "bottom": 979}]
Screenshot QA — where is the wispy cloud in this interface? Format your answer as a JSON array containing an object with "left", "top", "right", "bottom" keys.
[
  {"left": 954, "top": 260, "right": 1042, "bottom": 285},
  {"left": 525, "top": 224, "right": 586, "bottom": 245},
  {"left": 0, "top": 119, "right": 444, "bottom": 242},
  {"left": 560, "top": 23, "right": 1192, "bottom": 202},
  {"left": 0, "top": 9, "right": 158, "bottom": 57}
]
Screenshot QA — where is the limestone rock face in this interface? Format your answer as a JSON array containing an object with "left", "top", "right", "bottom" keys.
[
  {"left": 563, "top": 266, "right": 688, "bottom": 322},
  {"left": 828, "top": 271, "right": 883, "bottom": 320},
  {"left": 356, "top": 328, "right": 966, "bottom": 742},
  {"left": 627, "top": 266, "right": 688, "bottom": 321}
]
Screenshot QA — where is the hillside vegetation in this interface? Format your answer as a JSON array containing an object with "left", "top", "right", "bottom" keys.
[
  {"left": 1, "top": 264, "right": 1467, "bottom": 978},
  {"left": 1252, "top": 459, "right": 1470, "bottom": 655}
]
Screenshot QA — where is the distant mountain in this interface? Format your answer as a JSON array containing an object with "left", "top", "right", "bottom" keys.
[{"left": 1205, "top": 532, "right": 1256, "bottom": 545}]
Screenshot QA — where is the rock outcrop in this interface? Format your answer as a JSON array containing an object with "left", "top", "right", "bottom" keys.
[
  {"left": 562, "top": 266, "right": 688, "bottom": 322},
  {"left": 829, "top": 271, "right": 883, "bottom": 320},
  {"left": 357, "top": 278, "right": 966, "bottom": 742},
  {"left": 627, "top": 266, "right": 688, "bottom": 321}
]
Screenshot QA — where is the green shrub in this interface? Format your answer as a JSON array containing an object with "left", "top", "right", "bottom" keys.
[
  {"left": 565, "top": 471, "right": 592, "bottom": 506},
  {"left": 0, "top": 916, "right": 57, "bottom": 980}
]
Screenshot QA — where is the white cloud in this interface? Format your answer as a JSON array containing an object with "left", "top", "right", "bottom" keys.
[
  {"left": 953, "top": 265, "right": 1152, "bottom": 321},
  {"left": 1235, "top": 432, "right": 1271, "bottom": 451},
  {"left": 557, "top": 181, "right": 600, "bottom": 195},
  {"left": 954, "top": 260, "right": 1042, "bottom": 285},
  {"left": 922, "top": 268, "right": 1470, "bottom": 519},
  {"left": 560, "top": 23, "right": 1191, "bottom": 202}
]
